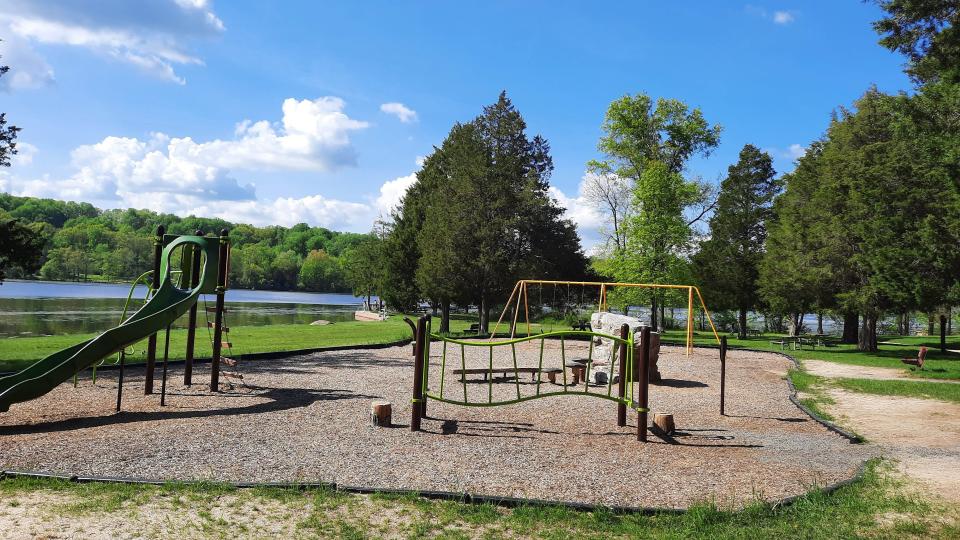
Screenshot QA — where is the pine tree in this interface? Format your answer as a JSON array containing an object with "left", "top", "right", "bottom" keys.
[{"left": 695, "top": 145, "right": 779, "bottom": 339}]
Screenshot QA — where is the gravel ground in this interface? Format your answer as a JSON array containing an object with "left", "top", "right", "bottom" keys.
[{"left": 0, "top": 343, "right": 873, "bottom": 509}]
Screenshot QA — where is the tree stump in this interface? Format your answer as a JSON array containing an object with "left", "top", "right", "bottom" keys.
[
  {"left": 653, "top": 413, "right": 675, "bottom": 435},
  {"left": 371, "top": 400, "right": 392, "bottom": 427}
]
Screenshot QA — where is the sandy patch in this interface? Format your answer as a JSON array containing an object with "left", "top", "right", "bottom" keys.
[{"left": 804, "top": 360, "right": 960, "bottom": 384}]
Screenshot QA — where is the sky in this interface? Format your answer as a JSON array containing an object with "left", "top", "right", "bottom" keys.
[{"left": 0, "top": 1, "right": 912, "bottom": 250}]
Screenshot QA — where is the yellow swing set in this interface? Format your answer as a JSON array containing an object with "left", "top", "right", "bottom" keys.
[{"left": 489, "top": 279, "right": 722, "bottom": 355}]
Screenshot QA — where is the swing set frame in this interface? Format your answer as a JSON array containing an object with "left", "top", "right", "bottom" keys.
[{"left": 490, "top": 279, "right": 722, "bottom": 355}]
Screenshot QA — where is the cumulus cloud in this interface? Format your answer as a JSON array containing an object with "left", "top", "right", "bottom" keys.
[
  {"left": 0, "top": 97, "right": 384, "bottom": 231},
  {"left": 745, "top": 5, "right": 797, "bottom": 25},
  {"left": 0, "top": 0, "right": 224, "bottom": 86},
  {"left": 380, "top": 102, "right": 418, "bottom": 123},
  {"left": 374, "top": 172, "right": 417, "bottom": 217},
  {"left": 548, "top": 176, "right": 608, "bottom": 255},
  {"left": 0, "top": 34, "right": 55, "bottom": 90}
]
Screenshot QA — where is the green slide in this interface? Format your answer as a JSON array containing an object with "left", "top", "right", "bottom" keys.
[{"left": 0, "top": 235, "right": 221, "bottom": 413}]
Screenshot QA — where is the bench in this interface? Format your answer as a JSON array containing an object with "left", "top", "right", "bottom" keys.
[
  {"left": 464, "top": 323, "right": 481, "bottom": 334},
  {"left": 570, "top": 320, "right": 590, "bottom": 331},
  {"left": 452, "top": 367, "right": 564, "bottom": 383},
  {"left": 901, "top": 346, "right": 927, "bottom": 370},
  {"left": 770, "top": 339, "right": 792, "bottom": 350}
]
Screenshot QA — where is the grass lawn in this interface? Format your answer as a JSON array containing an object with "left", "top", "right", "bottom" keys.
[
  {"left": 0, "top": 316, "right": 477, "bottom": 373},
  {"left": 0, "top": 460, "right": 956, "bottom": 539},
  {"left": 831, "top": 377, "right": 960, "bottom": 404},
  {"left": 660, "top": 330, "right": 960, "bottom": 380}
]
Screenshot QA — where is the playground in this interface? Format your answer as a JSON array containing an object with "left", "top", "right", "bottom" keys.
[{"left": 0, "top": 339, "right": 869, "bottom": 509}]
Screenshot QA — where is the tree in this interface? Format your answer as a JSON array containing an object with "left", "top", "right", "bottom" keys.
[
  {"left": 591, "top": 93, "right": 722, "bottom": 328},
  {"left": 582, "top": 170, "right": 632, "bottom": 253},
  {"left": 299, "top": 250, "right": 344, "bottom": 292},
  {"left": 342, "top": 235, "right": 385, "bottom": 307},
  {"left": 695, "top": 145, "right": 779, "bottom": 339},
  {"left": 0, "top": 47, "right": 21, "bottom": 167},
  {"left": 873, "top": 0, "right": 960, "bottom": 83},
  {"left": 0, "top": 214, "right": 43, "bottom": 283}
]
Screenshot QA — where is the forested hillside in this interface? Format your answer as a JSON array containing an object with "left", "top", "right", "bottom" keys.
[{"left": 0, "top": 193, "right": 373, "bottom": 293}]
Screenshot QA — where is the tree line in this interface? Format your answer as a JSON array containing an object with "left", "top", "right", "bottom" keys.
[{"left": 0, "top": 192, "right": 381, "bottom": 294}]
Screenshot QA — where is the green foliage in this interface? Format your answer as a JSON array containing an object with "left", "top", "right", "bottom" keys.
[
  {"left": 0, "top": 194, "right": 371, "bottom": 292},
  {"left": 0, "top": 213, "right": 44, "bottom": 283},
  {"left": 385, "top": 92, "right": 588, "bottom": 326},
  {"left": 0, "top": 50, "right": 20, "bottom": 168},
  {"left": 695, "top": 145, "right": 779, "bottom": 336},
  {"left": 873, "top": 0, "right": 960, "bottom": 83}
]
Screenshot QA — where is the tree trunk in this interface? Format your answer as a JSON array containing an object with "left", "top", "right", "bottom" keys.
[
  {"left": 738, "top": 308, "right": 747, "bottom": 340},
  {"left": 660, "top": 303, "right": 666, "bottom": 331},
  {"left": 858, "top": 315, "right": 878, "bottom": 352},
  {"left": 479, "top": 296, "right": 489, "bottom": 333},
  {"left": 788, "top": 313, "right": 803, "bottom": 337},
  {"left": 842, "top": 312, "right": 859, "bottom": 344},
  {"left": 941, "top": 315, "right": 947, "bottom": 354},
  {"left": 817, "top": 312, "right": 824, "bottom": 335},
  {"left": 650, "top": 295, "right": 659, "bottom": 330},
  {"left": 623, "top": 304, "right": 629, "bottom": 317},
  {"left": 440, "top": 301, "right": 450, "bottom": 333},
  {"left": 928, "top": 314, "right": 935, "bottom": 336}
]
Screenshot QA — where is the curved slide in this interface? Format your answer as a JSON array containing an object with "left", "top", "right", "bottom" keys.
[{"left": 0, "top": 235, "right": 221, "bottom": 413}]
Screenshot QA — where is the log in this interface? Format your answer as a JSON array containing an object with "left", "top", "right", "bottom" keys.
[
  {"left": 371, "top": 400, "right": 392, "bottom": 427},
  {"left": 653, "top": 413, "right": 675, "bottom": 435}
]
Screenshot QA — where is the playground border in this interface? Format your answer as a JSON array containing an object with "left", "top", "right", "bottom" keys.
[
  {"left": 0, "top": 342, "right": 869, "bottom": 513},
  {"left": 0, "top": 460, "right": 868, "bottom": 515}
]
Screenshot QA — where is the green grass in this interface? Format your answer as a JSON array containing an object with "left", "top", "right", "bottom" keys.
[
  {"left": 0, "top": 460, "right": 956, "bottom": 538},
  {"left": 661, "top": 330, "right": 960, "bottom": 380},
  {"left": 832, "top": 377, "right": 960, "bottom": 404},
  {"left": 0, "top": 316, "right": 477, "bottom": 372},
  {"left": 786, "top": 368, "right": 838, "bottom": 422}
]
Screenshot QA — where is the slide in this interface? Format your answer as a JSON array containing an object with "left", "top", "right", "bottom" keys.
[{"left": 0, "top": 235, "right": 221, "bottom": 413}]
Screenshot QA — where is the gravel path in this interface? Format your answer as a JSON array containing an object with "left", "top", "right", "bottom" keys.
[{"left": 0, "top": 344, "right": 871, "bottom": 509}]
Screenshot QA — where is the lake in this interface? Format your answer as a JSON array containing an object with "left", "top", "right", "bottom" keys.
[{"left": 0, "top": 280, "right": 371, "bottom": 337}]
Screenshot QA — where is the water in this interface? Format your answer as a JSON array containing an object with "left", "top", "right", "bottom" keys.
[{"left": 0, "top": 280, "right": 371, "bottom": 337}]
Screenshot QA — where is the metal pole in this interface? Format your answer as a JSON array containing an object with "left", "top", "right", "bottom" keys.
[
  {"left": 720, "top": 335, "right": 727, "bottom": 416},
  {"left": 161, "top": 325, "right": 171, "bottom": 406},
  {"left": 144, "top": 224, "right": 165, "bottom": 394},
  {"left": 184, "top": 229, "right": 203, "bottom": 386},
  {"left": 115, "top": 350, "right": 125, "bottom": 412},
  {"left": 210, "top": 229, "right": 229, "bottom": 392},
  {"left": 411, "top": 316, "right": 425, "bottom": 432},
  {"left": 617, "top": 323, "right": 628, "bottom": 427},
  {"left": 638, "top": 326, "right": 651, "bottom": 442}
]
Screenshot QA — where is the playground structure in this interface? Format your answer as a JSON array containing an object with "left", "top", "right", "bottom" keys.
[
  {"left": 490, "top": 279, "right": 722, "bottom": 355},
  {"left": 0, "top": 227, "right": 233, "bottom": 413},
  {"left": 410, "top": 314, "right": 659, "bottom": 441}
]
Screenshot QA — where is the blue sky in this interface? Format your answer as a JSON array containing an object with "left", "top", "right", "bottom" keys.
[{"left": 0, "top": 1, "right": 911, "bottom": 248}]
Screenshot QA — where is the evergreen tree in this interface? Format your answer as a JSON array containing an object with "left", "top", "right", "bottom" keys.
[
  {"left": 695, "top": 145, "right": 779, "bottom": 339},
  {"left": 873, "top": 0, "right": 960, "bottom": 83}
]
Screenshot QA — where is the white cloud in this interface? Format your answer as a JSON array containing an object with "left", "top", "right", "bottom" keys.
[
  {"left": 786, "top": 143, "right": 806, "bottom": 159},
  {"left": 375, "top": 172, "right": 417, "bottom": 217},
  {"left": 0, "top": 33, "right": 55, "bottom": 90},
  {"left": 773, "top": 11, "right": 795, "bottom": 24},
  {"left": 380, "top": 102, "right": 418, "bottom": 123},
  {"left": 11, "top": 142, "right": 38, "bottom": 166},
  {"left": 0, "top": 0, "right": 224, "bottom": 86},
  {"left": 548, "top": 176, "right": 608, "bottom": 255},
  {"left": 0, "top": 97, "right": 383, "bottom": 231}
]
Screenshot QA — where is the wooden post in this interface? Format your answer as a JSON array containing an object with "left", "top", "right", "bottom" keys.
[
  {"left": 720, "top": 335, "right": 727, "bottom": 416},
  {"left": 184, "top": 229, "right": 203, "bottom": 386},
  {"left": 411, "top": 316, "right": 425, "bottom": 432},
  {"left": 420, "top": 315, "right": 430, "bottom": 418},
  {"left": 115, "top": 350, "right": 125, "bottom": 412},
  {"left": 941, "top": 315, "right": 947, "bottom": 354},
  {"left": 144, "top": 224, "right": 164, "bottom": 394},
  {"left": 160, "top": 325, "right": 171, "bottom": 406},
  {"left": 210, "top": 229, "right": 229, "bottom": 392},
  {"left": 617, "top": 323, "right": 628, "bottom": 427},
  {"left": 638, "top": 326, "right": 651, "bottom": 442},
  {"left": 653, "top": 413, "right": 675, "bottom": 434}
]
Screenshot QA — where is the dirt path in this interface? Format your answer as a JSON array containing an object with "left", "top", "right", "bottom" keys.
[
  {"left": 821, "top": 388, "right": 960, "bottom": 503},
  {"left": 804, "top": 359, "right": 960, "bottom": 384}
]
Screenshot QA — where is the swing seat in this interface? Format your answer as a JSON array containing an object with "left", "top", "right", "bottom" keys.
[{"left": 901, "top": 347, "right": 927, "bottom": 369}]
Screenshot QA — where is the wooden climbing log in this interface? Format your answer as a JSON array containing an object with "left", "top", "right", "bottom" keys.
[{"left": 371, "top": 400, "right": 392, "bottom": 427}]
